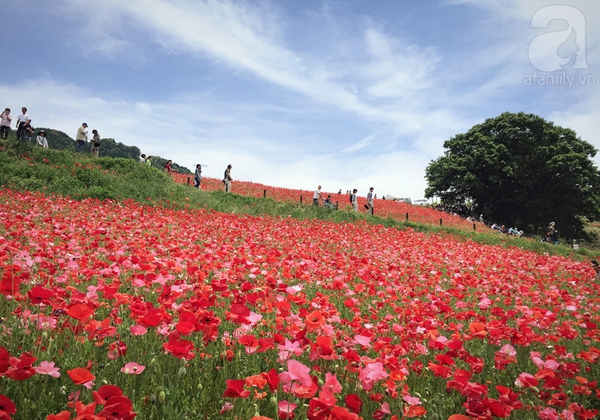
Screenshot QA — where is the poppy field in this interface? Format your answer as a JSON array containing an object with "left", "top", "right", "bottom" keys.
[
  {"left": 1, "top": 188, "right": 599, "bottom": 420},
  {"left": 172, "top": 174, "right": 481, "bottom": 231}
]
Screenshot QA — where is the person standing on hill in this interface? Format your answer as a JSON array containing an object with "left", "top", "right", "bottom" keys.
[
  {"left": 76, "top": 122, "right": 88, "bottom": 152},
  {"left": 313, "top": 185, "right": 323, "bottom": 206},
  {"left": 194, "top": 164, "right": 202, "bottom": 188},
  {"left": 351, "top": 188, "right": 358, "bottom": 212},
  {"left": 163, "top": 159, "right": 173, "bottom": 175},
  {"left": 91, "top": 129, "right": 101, "bottom": 157},
  {"left": 15, "top": 107, "right": 31, "bottom": 140},
  {"left": 547, "top": 221, "right": 558, "bottom": 244},
  {"left": 36, "top": 130, "right": 48, "bottom": 148},
  {"left": 145, "top": 156, "right": 153, "bottom": 166},
  {"left": 223, "top": 164, "right": 232, "bottom": 192},
  {"left": 1, "top": 108, "right": 12, "bottom": 139},
  {"left": 366, "top": 187, "right": 374, "bottom": 215}
]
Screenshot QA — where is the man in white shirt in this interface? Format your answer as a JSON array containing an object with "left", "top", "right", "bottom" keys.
[
  {"left": 15, "top": 107, "right": 31, "bottom": 140},
  {"left": 313, "top": 185, "right": 323, "bottom": 206},
  {"left": 0, "top": 108, "right": 12, "bottom": 139},
  {"left": 76, "top": 122, "right": 88, "bottom": 152}
]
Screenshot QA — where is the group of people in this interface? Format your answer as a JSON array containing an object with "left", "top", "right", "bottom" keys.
[
  {"left": 313, "top": 186, "right": 375, "bottom": 214},
  {"left": 489, "top": 220, "right": 558, "bottom": 242},
  {"left": 490, "top": 223, "right": 524, "bottom": 236},
  {"left": 76, "top": 122, "right": 102, "bottom": 156},
  {"left": 1, "top": 107, "right": 36, "bottom": 143},
  {"left": 1, "top": 107, "right": 103, "bottom": 156}
]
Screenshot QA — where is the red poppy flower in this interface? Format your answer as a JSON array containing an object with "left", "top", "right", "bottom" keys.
[
  {"left": 27, "top": 285, "right": 54, "bottom": 305},
  {"left": 0, "top": 394, "right": 16, "bottom": 415},
  {"left": 305, "top": 310, "right": 326, "bottom": 332},
  {"left": 4, "top": 353, "right": 37, "bottom": 381},
  {"left": 223, "top": 379, "right": 250, "bottom": 398},
  {"left": 46, "top": 411, "right": 71, "bottom": 420},
  {"left": 67, "top": 368, "right": 95, "bottom": 385},
  {"left": 66, "top": 304, "right": 94, "bottom": 323},
  {"left": 345, "top": 394, "right": 362, "bottom": 414},
  {"left": 163, "top": 337, "right": 195, "bottom": 360}
]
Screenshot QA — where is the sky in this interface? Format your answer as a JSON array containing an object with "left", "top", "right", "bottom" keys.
[{"left": 1, "top": 0, "right": 598, "bottom": 199}]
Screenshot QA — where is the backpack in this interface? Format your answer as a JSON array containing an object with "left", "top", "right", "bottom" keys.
[{"left": 349, "top": 194, "right": 353, "bottom": 204}]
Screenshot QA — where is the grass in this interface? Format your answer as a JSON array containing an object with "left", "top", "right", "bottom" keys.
[{"left": 0, "top": 138, "right": 597, "bottom": 260}]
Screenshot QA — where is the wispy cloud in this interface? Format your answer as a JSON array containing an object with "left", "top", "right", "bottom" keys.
[{"left": 340, "top": 135, "right": 375, "bottom": 153}]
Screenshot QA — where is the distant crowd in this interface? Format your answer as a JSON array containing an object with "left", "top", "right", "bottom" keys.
[{"left": 1, "top": 107, "right": 103, "bottom": 156}]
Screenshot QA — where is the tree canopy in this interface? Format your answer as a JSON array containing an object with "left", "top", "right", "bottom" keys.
[{"left": 425, "top": 112, "right": 600, "bottom": 238}]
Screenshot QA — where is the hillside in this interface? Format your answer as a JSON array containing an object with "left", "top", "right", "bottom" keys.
[
  {"left": 0, "top": 139, "right": 596, "bottom": 259},
  {"left": 3, "top": 126, "right": 192, "bottom": 174}
]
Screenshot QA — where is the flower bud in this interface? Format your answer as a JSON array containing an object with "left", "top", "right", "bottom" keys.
[
  {"left": 158, "top": 391, "right": 166, "bottom": 403},
  {"left": 270, "top": 395, "right": 278, "bottom": 407},
  {"left": 178, "top": 366, "right": 187, "bottom": 378}
]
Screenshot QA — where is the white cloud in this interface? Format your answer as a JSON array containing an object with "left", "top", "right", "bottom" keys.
[{"left": 340, "top": 135, "right": 375, "bottom": 153}]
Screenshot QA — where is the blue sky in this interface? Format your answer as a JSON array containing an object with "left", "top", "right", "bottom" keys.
[{"left": 1, "top": 0, "right": 598, "bottom": 199}]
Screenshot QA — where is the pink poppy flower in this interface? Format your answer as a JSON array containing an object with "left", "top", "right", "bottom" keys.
[
  {"left": 286, "top": 359, "right": 312, "bottom": 387},
  {"left": 130, "top": 325, "right": 147, "bottom": 336},
  {"left": 403, "top": 395, "right": 422, "bottom": 406},
  {"left": 538, "top": 407, "right": 559, "bottom": 420},
  {"left": 34, "top": 361, "right": 61, "bottom": 378},
  {"left": 359, "top": 362, "right": 388, "bottom": 391},
  {"left": 278, "top": 401, "right": 298, "bottom": 419},
  {"left": 499, "top": 344, "right": 517, "bottom": 357},
  {"left": 323, "top": 372, "right": 342, "bottom": 394},
  {"left": 121, "top": 362, "right": 145, "bottom": 375},
  {"left": 354, "top": 335, "right": 371, "bottom": 347}
]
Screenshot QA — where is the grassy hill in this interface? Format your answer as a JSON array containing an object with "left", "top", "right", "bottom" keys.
[
  {"left": 0, "top": 138, "right": 596, "bottom": 259},
  {"left": 4, "top": 126, "right": 192, "bottom": 174}
]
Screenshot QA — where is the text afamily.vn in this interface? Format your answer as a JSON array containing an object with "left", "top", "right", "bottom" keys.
[{"left": 524, "top": 71, "right": 596, "bottom": 89}]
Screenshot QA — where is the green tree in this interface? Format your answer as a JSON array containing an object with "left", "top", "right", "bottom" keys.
[{"left": 425, "top": 112, "right": 600, "bottom": 238}]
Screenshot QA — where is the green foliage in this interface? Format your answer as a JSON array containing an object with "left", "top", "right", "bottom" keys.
[{"left": 425, "top": 112, "right": 600, "bottom": 238}]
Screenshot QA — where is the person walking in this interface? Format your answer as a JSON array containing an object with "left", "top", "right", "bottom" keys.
[
  {"left": 15, "top": 107, "right": 31, "bottom": 140},
  {"left": 365, "top": 187, "right": 374, "bottom": 215},
  {"left": 36, "top": 130, "right": 48, "bottom": 148},
  {"left": 140, "top": 154, "right": 146, "bottom": 163},
  {"left": 194, "top": 164, "right": 202, "bottom": 188},
  {"left": 145, "top": 155, "right": 153, "bottom": 166},
  {"left": 223, "top": 164, "right": 232, "bottom": 192},
  {"left": 91, "top": 129, "right": 101, "bottom": 157},
  {"left": 76, "top": 122, "right": 88, "bottom": 152},
  {"left": 313, "top": 185, "right": 323, "bottom": 206},
  {"left": 0, "top": 108, "right": 12, "bottom": 139},
  {"left": 351, "top": 189, "right": 358, "bottom": 212},
  {"left": 163, "top": 159, "right": 173, "bottom": 175}
]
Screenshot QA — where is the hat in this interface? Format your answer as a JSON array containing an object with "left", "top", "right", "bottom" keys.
[
  {"left": 38, "top": 130, "right": 45, "bottom": 134},
  {"left": 82, "top": 122, "right": 88, "bottom": 126}
]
